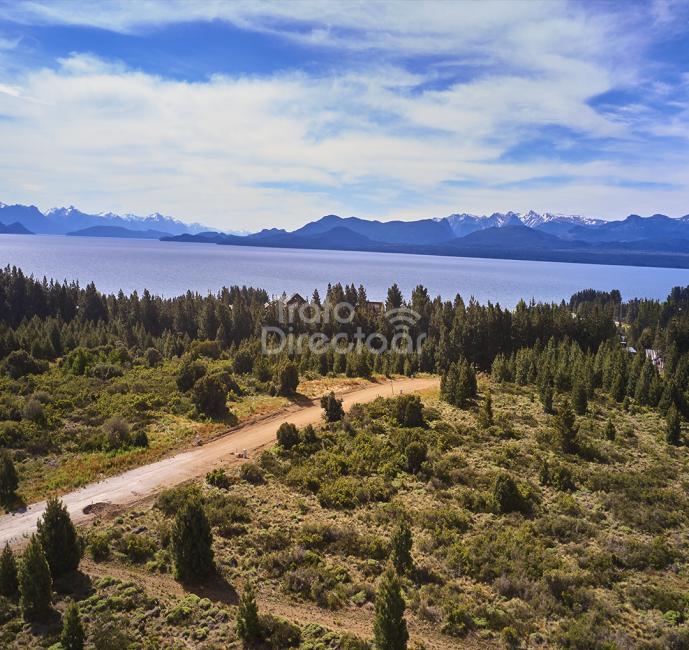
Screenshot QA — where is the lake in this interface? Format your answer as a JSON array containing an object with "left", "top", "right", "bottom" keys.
[{"left": 2, "top": 234, "right": 689, "bottom": 307}]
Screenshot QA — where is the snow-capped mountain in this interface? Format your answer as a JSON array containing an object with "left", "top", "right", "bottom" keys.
[{"left": 0, "top": 203, "right": 210, "bottom": 236}]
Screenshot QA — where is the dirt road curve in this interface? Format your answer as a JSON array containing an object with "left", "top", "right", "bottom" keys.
[{"left": 0, "top": 376, "right": 438, "bottom": 546}]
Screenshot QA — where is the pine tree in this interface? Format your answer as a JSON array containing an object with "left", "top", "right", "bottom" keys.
[
  {"left": 666, "top": 405, "right": 681, "bottom": 446},
  {"left": 171, "top": 499, "right": 214, "bottom": 581},
  {"left": 390, "top": 521, "right": 413, "bottom": 575},
  {"left": 236, "top": 582, "right": 261, "bottom": 645},
  {"left": 571, "top": 379, "right": 588, "bottom": 415},
  {"left": 554, "top": 399, "right": 578, "bottom": 453},
  {"left": 61, "top": 600, "right": 85, "bottom": 650},
  {"left": 373, "top": 564, "right": 408, "bottom": 650},
  {"left": 37, "top": 497, "right": 81, "bottom": 577},
  {"left": 0, "top": 449, "right": 18, "bottom": 505},
  {"left": 19, "top": 535, "right": 52, "bottom": 621},
  {"left": 320, "top": 392, "right": 344, "bottom": 422},
  {"left": 604, "top": 418, "right": 616, "bottom": 441},
  {"left": 0, "top": 543, "right": 18, "bottom": 598},
  {"left": 540, "top": 380, "right": 554, "bottom": 414},
  {"left": 479, "top": 390, "right": 494, "bottom": 428}
]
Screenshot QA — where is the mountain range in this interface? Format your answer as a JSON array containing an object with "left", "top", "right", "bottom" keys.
[
  {"left": 3, "top": 200, "right": 689, "bottom": 269},
  {"left": 0, "top": 203, "right": 209, "bottom": 236},
  {"left": 163, "top": 211, "right": 689, "bottom": 269}
]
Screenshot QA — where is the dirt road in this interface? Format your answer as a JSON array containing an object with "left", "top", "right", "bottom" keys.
[{"left": 0, "top": 376, "right": 438, "bottom": 546}]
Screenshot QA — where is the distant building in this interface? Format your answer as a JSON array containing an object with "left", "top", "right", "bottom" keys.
[
  {"left": 284, "top": 292, "right": 307, "bottom": 308},
  {"left": 365, "top": 300, "right": 384, "bottom": 313}
]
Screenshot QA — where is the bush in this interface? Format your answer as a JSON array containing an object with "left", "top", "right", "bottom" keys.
[
  {"left": 155, "top": 484, "right": 202, "bottom": 517},
  {"left": 88, "top": 533, "right": 110, "bottom": 562},
  {"left": 395, "top": 394, "right": 424, "bottom": 427},
  {"left": 192, "top": 375, "right": 227, "bottom": 418},
  {"left": 3, "top": 350, "right": 48, "bottom": 379},
  {"left": 240, "top": 462, "right": 265, "bottom": 485},
  {"left": 206, "top": 468, "right": 232, "bottom": 489},
  {"left": 117, "top": 533, "right": 157, "bottom": 563},
  {"left": 102, "top": 416, "right": 131, "bottom": 451},
  {"left": 145, "top": 347, "right": 163, "bottom": 367},
  {"left": 405, "top": 440, "right": 427, "bottom": 474},
  {"left": 321, "top": 392, "right": 344, "bottom": 422},
  {"left": 277, "top": 422, "right": 300, "bottom": 450},
  {"left": 22, "top": 398, "right": 45, "bottom": 425},
  {"left": 492, "top": 473, "right": 526, "bottom": 514},
  {"left": 88, "top": 363, "right": 123, "bottom": 380},
  {"left": 277, "top": 361, "right": 299, "bottom": 396},
  {"left": 176, "top": 359, "right": 206, "bottom": 391}
]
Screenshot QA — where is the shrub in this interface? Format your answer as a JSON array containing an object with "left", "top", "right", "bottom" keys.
[
  {"left": 155, "top": 484, "right": 202, "bottom": 517},
  {"left": 176, "top": 359, "right": 206, "bottom": 391},
  {"left": 321, "top": 392, "right": 344, "bottom": 422},
  {"left": 89, "top": 363, "right": 123, "bottom": 380},
  {"left": 145, "top": 347, "right": 163, "bottom": 367},
  {"left": 277, "top": 361, "right": 299, "bottom": 396},
  {"left": 240, "top": 462, "right": 265, "bottom": 485},
  {"left": 206, "top": 467, "right": 232, "bottom": 489},
  {"left": 88, "top": 533, "right": 110, "bottom": 562},
  {"left": 102, "top": 416, "right": 131, "bottom": 451},
  {"left": 395, "top": 394, "right": 424, "bottom": 427},
  {"left": 277, "top": 422, "right": 300, "bottom": 450},
  {"left": 492, "top": 473, "right": 525, "bottom": 514},
  {"left": 405, "top": 440, "right": 427, "bottom": 474},
  {"left": 192, "top": 374, "right": 227, "bottom": 418},
  {"left": 117, "top": 533, "right": 157, "bottom": 563},
  {"left": 22, "top": 398, "right": 45, "bottom": 425},
  {"left": 236, "top": 583, "right": 260, "bottom": 644},
  {"left": 3, "top": 350, "right": 48, "bottom": 379}
]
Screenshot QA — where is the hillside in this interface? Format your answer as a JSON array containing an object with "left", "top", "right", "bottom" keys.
[{"left": 67, "top": 225, "right": 170, "bottom": 239}]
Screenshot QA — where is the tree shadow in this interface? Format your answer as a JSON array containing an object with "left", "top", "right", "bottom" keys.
[
  {"left": 3, "top": 493, "right": 27, "bottom": 513},
  {"left": 27, "top": 607, "right": 61, "bottom": 636},
  {"left": 53, "top": 569, "right": 94, "bottom": 600},
  {"left": 183, "top": 572, "right": 238, "bottom": 605},
  {"left": 287, "top": 392, "right": 315, "bottom": 408}
]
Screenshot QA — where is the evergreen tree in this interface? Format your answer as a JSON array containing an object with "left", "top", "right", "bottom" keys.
[
  {"left": 604, "top": 418, "right": 616, "bottom": 441},
  {"left": 0, "top": 543, "right": 18, "bottom": 598},
  {"left": 0, "top": 449, "right": 18, "bottom": 505},
  {"left": 395, "top": 394, "right": 424, "bottom": 427},
  {"left": 61, "top": 600, "right": 85, "bottom": 650},
  {"left": 666, "top": 405, "right": 681, "bottom": 446},
  {"left": 390, "top": 521, "right": 413, "bottom": 575},
  {"left": 493, "top": 473, "right": 523, "bottom": 514},
  {"left": 540, "top": 379, "right": 554, "bottom": 414},
  {"left": 479, "top": 390, "right": 494, "bottom": 428},
  {"left": 37, "top": 497, "right": 81, "bottom": 577},
  {"left": 171, "top": 499, "right": 214, "bottom": 581},
  {"left": 554, "top": 399, "right": 578, "bottom": 453},
  {"left": 236, "top": 582, "right": 261, "bottom": 645},
  {"left": 373, "top": 564, "right": 408, "bottom": 650},
  {"left": 19, "top": 535, "right": 52, "bottom": 621},
  {"left": 277, "top": 361, "right": 299, "bottom": 396},
  {"left": 320, "top": 392, "right": 344, "bottom": 422},
  {"left": 571, "top": 379, "right": 588, "bottom": 415}
]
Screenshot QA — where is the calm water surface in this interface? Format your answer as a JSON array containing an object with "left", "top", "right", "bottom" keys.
[{"left": 1, "top": 234, "right": 689, "bottom": 307}]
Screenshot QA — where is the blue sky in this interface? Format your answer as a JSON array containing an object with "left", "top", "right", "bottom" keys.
[{"left": 0, "top": 0, "right": 689, "bottom": 230}]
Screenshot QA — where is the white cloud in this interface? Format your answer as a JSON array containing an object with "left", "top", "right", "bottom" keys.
[{"left": 0, "top": 2, "right": 687, "bottom": 227}]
